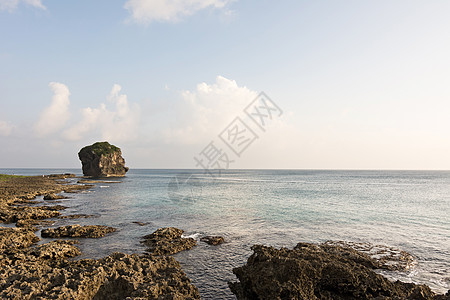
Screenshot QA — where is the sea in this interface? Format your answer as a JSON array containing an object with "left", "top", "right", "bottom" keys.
[{"left": 1, "top": 168, "right": 449, "bottom": 299}]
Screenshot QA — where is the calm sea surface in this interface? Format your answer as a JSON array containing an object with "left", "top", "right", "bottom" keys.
[{"left": 1, "top": 169, "right": 449, "bottom": 298}]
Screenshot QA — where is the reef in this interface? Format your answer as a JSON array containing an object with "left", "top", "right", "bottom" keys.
[
  {"left": 0, "top": 174, "right": 200, "bottom": 299},
  {"left": 41, "top": 224, "right": 116, "bottom": 238},
  {"left": 141, "top": 227, "right": 197, "bottom": 255},
  {"left": 229, "top": 242, "right": 449, "bottom": 300}
]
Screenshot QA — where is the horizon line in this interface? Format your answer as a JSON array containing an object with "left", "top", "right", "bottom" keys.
[{"left": 1, "top": 167, "right": 450, "bottom": 172}]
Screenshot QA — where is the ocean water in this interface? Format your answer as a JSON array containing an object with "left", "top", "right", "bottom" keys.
[{"left": 1, "top": 168, "right": 449, "bottom": 298}]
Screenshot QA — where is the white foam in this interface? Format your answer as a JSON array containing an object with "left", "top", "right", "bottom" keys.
[{"left": 182, "top": 233, "right": 201, "bottom": 240}]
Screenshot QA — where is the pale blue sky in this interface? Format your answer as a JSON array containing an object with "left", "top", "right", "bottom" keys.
[{"left": 0, "top": 0, "right": 449, "bottom": 169}]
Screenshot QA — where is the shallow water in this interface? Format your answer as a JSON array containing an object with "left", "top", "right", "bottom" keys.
[{"left": 2, "top": 168, "right": 449, "bottom": 298}]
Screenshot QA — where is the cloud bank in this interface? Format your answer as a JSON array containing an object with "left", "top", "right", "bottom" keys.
[
  {"left": 31, "top": 82, "right": 139, "bottom": 144},
  {"left": 5, "top": 76, "right": 292, "bottom": 168},
  {"left": 63, "top": 84, "right": 140, "bottom": 143},
  {"left": 34, "top": 82, "right": 71, "bottom": 138},
  {"left": 124, "top": 0, "right": 231, "bottom": 23},
  {"left": 0, "top": 0, "right": 45, "bottom": 12}
]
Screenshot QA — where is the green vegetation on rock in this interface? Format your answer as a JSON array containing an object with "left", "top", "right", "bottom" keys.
[
  {"left": 0, "top": 174, "right": 26, "bottom": 181},
  {"left": 84, "top": 142, "right": 120, "bottom": 156},
  {"left": 78, "top": 141, "right": 128, "bottom": 177}
]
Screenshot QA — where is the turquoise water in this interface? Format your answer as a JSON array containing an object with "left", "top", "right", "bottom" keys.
[{"left": 1, "top": 169, "right": 449, "bottom": 298}]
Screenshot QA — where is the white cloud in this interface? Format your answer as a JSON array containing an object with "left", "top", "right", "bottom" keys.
[
  {"left": 63, "top": 84, "right": 140, "bottom": 143},
  {"left": 0, "top": 120, "right": 13, "bottom": 136},
  {"left": 124, "top": 0, "right": 231, "bottom": 24},
  {"left": 34, "top": 82, "right": 71, "bottom": 138},
  {"left": 0, "top": 0, "right": 45, "bottom": 12},
  {"left": 143, "top": 75, "right": 296, "bottom": 168},
  {"left": 163, "top": 75, "right": 258, "bottom": 144}
]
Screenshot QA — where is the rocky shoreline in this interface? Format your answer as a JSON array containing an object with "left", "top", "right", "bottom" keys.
[
  {"left": 1, "top": 174, "right": 449, "bottom": 299},
  {"left": 0, "top": 174, "right": 199, "bottom": 299},
  {"left": 228, "top": 243, "right": 449, "bottom": 300}
]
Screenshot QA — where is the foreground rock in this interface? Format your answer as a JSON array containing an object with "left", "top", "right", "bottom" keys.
[
  {"left": 16, "top": 219, "right": 54, "bottom": 231},
  {"left": 0, "top": 205, "right": 63, "bottom": 224},
  {"left": 0, "top": 239, "right": 200, "bottom": 299},
  {"left": 23, "top": 239, "right": 82, "bottom": 259},
  {"left": 229, "top": 243, "right": 449, "bottom": 300},
  {"left": 78, "top": 141, "right": 129, "bottom": 177},
  {"left": 1, "top": 175, "right": 200, "bottom": 299},
  {"left": 200, "top": 235, "right": 225, "bottom": 245},
  {"left": 0, "top": 227, "right": 40, "bottom": 250},
  {"left": 142, "top": 227, "right": 197, "bottom": 255},
  {"left": 324, "top": 240, "right": 416, "bottom": 272},
  {"left": 41, "top": 224, "right": 116, "bottom": 238}
]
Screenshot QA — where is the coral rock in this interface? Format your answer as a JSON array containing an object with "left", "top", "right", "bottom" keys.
[
  {"left": 200, "top": 235, "right": 225, "bottom": 245},
  {"left": 41, "top": 224, "right": 116, "bottom": 238},
  {"left": 78, "top": 141, "right": 129, "bottom": 177},
  {"left": 142, "top": 227, "right": 197, "bottom": 255},
  {"left": 229, "top": 242, "right": 448, "bottom": 300}
]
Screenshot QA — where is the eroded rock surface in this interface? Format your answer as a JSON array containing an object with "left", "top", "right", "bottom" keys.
[
  {"left": 0, "top": 175, "right": 91, "bottom": 231},
  {"left": 142, "top": 227, "right": 197, "bottom": 255},
  {"left": 59, "top": 214, "right": 96, "bottom": 219},
  {"left": 324, "top": 240, "right": 416, "bottom": 271},
  {"left": 43, "top": 193, "right": 67, "bottom": 200},
  {"left": 0, "top": 175, "right": 88, "bottom": 204},
  {"left": 78, "top": 142, "right": 129, "bottom": 177},
  {"left": 0, "top": 241, "right": 200, "bottom": 299},
  {"left": 41, "top": 224, "right": 116, "bottom": 238},
  {"left": 15, "top": 219, "right": 54, "bottom": 231},
  {"left": 24, "top": 239, "right": 82, "bottom": 260},
  {"left": 229, "top": 243, "right": 449, "bottom": 300},
  {"left": 200, "top": 235, "right": 225, "bottom": 246},
  {"left": 1, "top": 175, "right": 198, "bottom": 299},
  {"left": 0, "top": 227, "right": 40, "bottom": 251},
  {"left": 0, "top": 206, "right": 62, "bottom": 223}
]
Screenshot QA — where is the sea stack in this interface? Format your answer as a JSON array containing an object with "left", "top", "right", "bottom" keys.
[{"left": 78, "top": 141, "right": 129, "bottom": 177}]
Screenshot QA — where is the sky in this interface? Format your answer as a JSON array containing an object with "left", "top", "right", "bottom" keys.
[{"left": 0, "top": 0, "right": 449, "bottom": 170}]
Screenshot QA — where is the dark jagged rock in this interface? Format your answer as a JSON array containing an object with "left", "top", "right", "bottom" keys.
[
  {"left": 46, "top": 173, "right": 76, "bottom": 179},
  {"left": 229, "top": 242, "right": 448, "bottom": 300},
  {"left": 132, "top": 221, "right": 151, "bottom": 226},
  {"left": 1, "top": 177, "right": 200, "bottom": 299},
  {"left": 78, "top": 141, "right": 129, "bottom": 177},
  {"left": 141, "top": 227, "right": 197, "bottom": 255},
  {"left": 41, "top": 224, "right": 116, "bottom": 238},
  {"left": 15, "top": 219, "right": 54, "bottom": 231},
  {"left": 59, "top": 214, "right": 96, "bottom": 219},
  {"left": 323, "top": 240, "right": 416, "bottom": 271},
  {"left": 0, "top": 241, "right": 200, "bottom": 299},
  {"left": 0, "top": 206, "right": 62, "bottom": 223},
  {"left": 0, "top": 227, "right": 40, "bottom": 250},
  {"left": 39, "top": 204, "right": 67, "bottom": 211},
  {"left": 43, "top": 193, "right": 67, "bottom": 200},
  {"left": 200, "top": 235, "right": 225, "bottom": 245},
  {"left": 25, "top": 239, "right": 81, "bottom": 260},
  {"left": 0, "top": 175, "right": 91, "bottom": 218}
]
